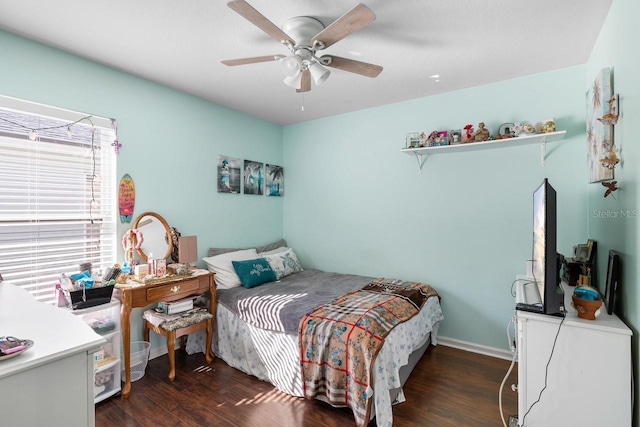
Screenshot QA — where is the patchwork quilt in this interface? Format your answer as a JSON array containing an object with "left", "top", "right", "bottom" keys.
[{"left": 299, "top": 278, "right": 440, "bottom": 427}]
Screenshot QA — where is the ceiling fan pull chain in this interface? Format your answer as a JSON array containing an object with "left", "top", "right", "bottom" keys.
[{"left": 301, "top": 93, "right": 305, "bottom": 112}]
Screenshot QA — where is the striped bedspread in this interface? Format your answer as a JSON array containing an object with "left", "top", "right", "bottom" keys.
[{"left": 299, "top": 278, "right": 440, "bottom": 427}]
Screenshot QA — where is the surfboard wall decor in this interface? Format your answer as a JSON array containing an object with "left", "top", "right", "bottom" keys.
[{"left": 118, "top": 173, "right": 135, "bottom": 223}]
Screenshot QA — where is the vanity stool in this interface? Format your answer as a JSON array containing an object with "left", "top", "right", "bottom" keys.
[{"left": 143, "top": 309, "right": 213, "bottom": 381}]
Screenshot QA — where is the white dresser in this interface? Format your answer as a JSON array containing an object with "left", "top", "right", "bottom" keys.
[
  {"left": 0, "top": 283, "right": 105, "bottom": 427},
  {"left": 516, "top": 306, "right": 632, "bottom": 426}
]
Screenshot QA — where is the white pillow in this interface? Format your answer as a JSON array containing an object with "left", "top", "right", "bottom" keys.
[
  {"left": 263, "top": 248, "right": 303, "bottom": 280},
  {"left": 203, "top": 248, "right": 258, "bottom": 289},
  {"left": 257, "top": 246, "right": 289, "bottom": 256}
]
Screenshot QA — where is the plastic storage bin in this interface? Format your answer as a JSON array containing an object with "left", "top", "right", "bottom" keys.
[
  {"left": 66, "top": 299, "right": 122, "bottom": 403},
  {"left": 124, "top": 341, "right": 150, "bottom": 382}
]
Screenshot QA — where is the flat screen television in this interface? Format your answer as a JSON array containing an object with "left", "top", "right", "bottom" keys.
[{"left": 531, "top": 178, "right": 565, "bottom": 316}]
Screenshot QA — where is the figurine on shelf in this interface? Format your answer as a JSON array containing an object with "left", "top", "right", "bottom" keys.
[
  {"left": 427, "top": 131, "right": 439, "bottom": 146},
  {"left": 520, "top": 123, "right": 536, "bottom": 135},
  {"left": 543, "top": 120, "right": 557, "bottom": 133},
  {"left": 462, "top": 124, "right": 474, "bottom": 143},
  {"left": 122, "top": 228, "right": 144, "bottom": 265},
  {"left": 497, "top": 122, "right": 516, "bottom": 139},
  {"left": 418, "top": 132, "right": 428, "bottom": 147},
  {"left": 473, "top": 122, "right": 490, "bottom": 142}
]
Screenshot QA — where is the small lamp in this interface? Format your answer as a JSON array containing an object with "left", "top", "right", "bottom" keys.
[{"left": 178, "top": 235, "right": 198, "bottom": 270}]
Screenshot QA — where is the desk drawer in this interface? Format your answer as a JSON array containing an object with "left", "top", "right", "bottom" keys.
[{"left": 147, "top": 278, "right": 202, "bottom": 302}]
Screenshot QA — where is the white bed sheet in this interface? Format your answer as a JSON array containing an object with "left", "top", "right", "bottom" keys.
[{"left": 187, "top": 296, "right": 443, "bottom": 426}]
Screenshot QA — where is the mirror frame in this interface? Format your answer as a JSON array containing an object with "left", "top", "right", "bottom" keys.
[{"left": 131, "top": 211, "right": 173, "bottom": 262}]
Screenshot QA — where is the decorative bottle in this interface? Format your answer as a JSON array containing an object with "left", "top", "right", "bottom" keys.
[{"left": 147, "top": 252, "right": 155, "bottom": 276}]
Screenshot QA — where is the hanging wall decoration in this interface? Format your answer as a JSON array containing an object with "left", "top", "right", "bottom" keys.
[
  {"left": 586, "top": 67, "right": 614, "bottom": 183},
  {"left": 602, "top": 180, "right": 618, "bottom": 199},
  {"left": 243, "top": 160, "right": 264, "bottom": 195},
  {"left": 118, "top": 173, "right": 135, "bottom": 223},
  {"left": 266, "top": 164, "right": 284, "bottom": 197},
  {"left": 598, "top": 94, "right": 621, "bottom": 176},
  {"left": 110, "top": 119, "right": 122, "bottom": 155},
  {"left": 217, "top": 155, "right": 241, "bottom": 194}
]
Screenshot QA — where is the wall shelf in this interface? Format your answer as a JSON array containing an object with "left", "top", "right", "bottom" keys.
[{"left": 402, "top": 130, "right": 566, "bottom": 173}]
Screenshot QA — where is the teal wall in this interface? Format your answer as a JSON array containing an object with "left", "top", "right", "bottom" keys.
[
  {"left": 586, "top": 0, "right": 639, "bottom": 423},
  {"left": 0, "top": 30, "right": 284, "bottom": 347},
  {"left": 0, "top": 30, "right": 284, "bottom": 253},
  {"left": 283, "top": 67, "right": 588, "bottom": 350}
]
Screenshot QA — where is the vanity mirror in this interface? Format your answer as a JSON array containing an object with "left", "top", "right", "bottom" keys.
[{"left": 132, "top": 211, "right": 173, "bottom": 262}]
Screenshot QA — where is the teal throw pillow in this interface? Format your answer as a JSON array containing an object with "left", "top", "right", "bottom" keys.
[{"left": 232, "top": 258, "right": 277, "bottom": 288}]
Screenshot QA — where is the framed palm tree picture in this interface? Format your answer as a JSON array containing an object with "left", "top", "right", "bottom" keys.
[
  {"left": 265, "top": 164, "right": 284, "bottom": 197},
  {"left": 244, "top": 160, "right": 264, "bottom": 195}
]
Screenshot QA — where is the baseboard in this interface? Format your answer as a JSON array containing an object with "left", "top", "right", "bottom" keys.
[
  {"left": 437, "top": 336, "right": 513, "bottom": 361},
  {"left": 150, "top": 336, "right": 512, "bottom": 361},
  {"left": 147, "top": 340, "right": 189, "bottom": 361},
  {"left": 149, "top": 344, "right": 168, "bottom": 360}
]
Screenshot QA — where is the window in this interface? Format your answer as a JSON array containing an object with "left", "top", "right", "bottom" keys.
[{"left": 0, "top": 96, "right": 117, "bottom": 304}]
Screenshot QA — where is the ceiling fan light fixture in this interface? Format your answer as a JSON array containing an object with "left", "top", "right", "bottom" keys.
[
  {"left": 223, "top": 1, "right": 382, "bottom": 93},
  {"left": 280, "top": 54, "right": 302, "bottom": 77},
  {"left": 283, "top": 73, "right": 302, "bottom": 89},
  {"left": 309, "top": 62, "right": 330, "bottom": 86}
]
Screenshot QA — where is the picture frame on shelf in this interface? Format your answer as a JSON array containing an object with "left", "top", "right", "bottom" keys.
[
  {"left": 603, "top": 250, "right": 620, "bottom": 315},
  {"left": 586, "top": 239, "right": 597, "bottom": 264},
  {"left": 574, "top": 244, "right": 589, "bottom": 262},
  {"left": 406, "top": 132, "right": 420, "bottom": 149},
  {"left": 449, "top": 129, "right": 462, "bottom": 145}
]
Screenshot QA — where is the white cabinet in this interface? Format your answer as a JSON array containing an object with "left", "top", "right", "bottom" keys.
[
  {"left": 0, "top": 283, "right": 105, "bottom": 427},
  {"left": 516, "top": 309, "right": 631, "bottom": 426},
  {"left": 70, "top": 300, "right": 122, "bottom": 402}
]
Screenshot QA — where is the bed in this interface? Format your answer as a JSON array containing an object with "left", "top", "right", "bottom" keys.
[{"left": 186, "top": 242, "right": 444, "bottom": 427}]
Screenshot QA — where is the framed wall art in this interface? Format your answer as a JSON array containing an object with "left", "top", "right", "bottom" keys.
[
  {"left": 586, "top": 67, "right": 614, "bottom": 183},
  {"left": 243, "top": 160, "right": 264, "bottom": 195},
  {"left": 217, "top": 155, "right": 241, "bottom": 194},
  {"left": 265, "top": 164, "right": 284, "bottom": 197}
]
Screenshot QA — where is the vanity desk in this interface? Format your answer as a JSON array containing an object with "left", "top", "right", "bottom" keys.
[
  {"left": 117, "top": 211, "right": 215, "bottom": 398},
  {"left": 114, "top": 270, "right": 216, "bottom": 398}
]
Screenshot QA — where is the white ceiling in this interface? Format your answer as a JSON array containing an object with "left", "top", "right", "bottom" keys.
[{"left": 0, "top": 0, "right": 613, "bottom": 126}]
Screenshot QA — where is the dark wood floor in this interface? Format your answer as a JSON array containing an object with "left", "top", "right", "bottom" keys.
[{"left": 96, "top": 344, "right": 518, "bottom": 426}]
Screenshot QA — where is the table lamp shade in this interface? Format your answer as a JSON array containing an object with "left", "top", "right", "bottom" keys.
[{"left": 178, "top": 236, "right": 198, "bottom": 264}]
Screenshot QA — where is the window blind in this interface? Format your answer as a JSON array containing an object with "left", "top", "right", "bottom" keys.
[{"left": 0, "top": 101, "right": 116, "bottom": 304}]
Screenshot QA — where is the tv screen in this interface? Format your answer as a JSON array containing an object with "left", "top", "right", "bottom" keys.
[{"left": 532, "top": 178, "right": 565, "bottom": 316}]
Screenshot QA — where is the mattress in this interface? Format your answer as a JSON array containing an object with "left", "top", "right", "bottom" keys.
[{"left": 187, "top": 269, "right": 444, "bottom": 426}]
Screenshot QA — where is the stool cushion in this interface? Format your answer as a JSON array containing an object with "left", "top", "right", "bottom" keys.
[{"left": 144, "top": 309, "right": 213, "bottom": 332}]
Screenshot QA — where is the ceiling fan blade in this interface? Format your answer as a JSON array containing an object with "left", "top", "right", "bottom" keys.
[
  {"left": 322, "top": 56, "right": 383, "bottom": 78},
  {"left": 312, "top": 3, "right": 375, "bottom": 49},
  {"left": 297, "top": 70, "right": 311, "bottom": 93},
  {"left": 222, "top": 55, "right": 284, "bottom": 66},
  {"left": 227, "top": 0, "right": 293, "bottom": 45}
]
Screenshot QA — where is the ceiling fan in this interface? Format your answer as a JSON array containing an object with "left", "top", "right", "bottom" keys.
[{"left": 221, "top": 1, "right": 383, "bottom": 93}]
